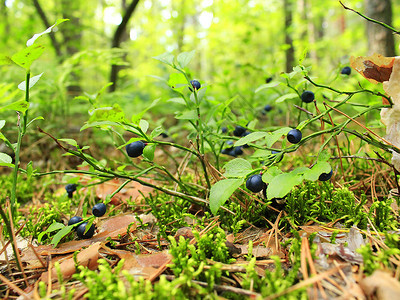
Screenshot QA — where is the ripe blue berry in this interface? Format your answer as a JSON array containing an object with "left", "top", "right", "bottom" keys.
[
  {"left": 68, "top": 216, "right": 83, "bottom": 227},
  {"left": 287, "top": 129, "right": 302, "bottom": 144},
  {"left": 65, "top": 184, "right": 77, "bottom": 198},
  {"left": 301, "top": 91, "right": 315, "bottom": 103},
  {"left": 126, "top": 141, "right": 146, "bottom": 158},
  {"left": 265, "top": 77, "right": 273, "bottom": 83},
  {"left": 77, "top": 222, "right": 95, "bottom": 239},
  {"left": 264, "top": 104, "right": 272, "bottom": 112},
  {"left": 319, "top": 169, "right": 333, "bottom": 181},
  {"left": 221, "top": 127, "right": 227, "bottom": 133},
  {"left": 246, "top": 174, "right": 264, "bottom": 193},
  {"left": 341, "top": 66, "right": 351, "bottom": 75},
  {"left": 92, "top": 203, "right": 107, "bottom": 217},
  {"left": 234, "top": 146, "right": 243, "bottom": 156},
  {"left": 233, "top": 126, "right": 246, "bottom": 137},
  {"left": 189, "top": 80, "right": 201, "bottom": 91}
]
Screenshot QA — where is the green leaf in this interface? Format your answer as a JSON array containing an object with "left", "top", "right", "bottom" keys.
[
  {"left": 262, "top": 166, "right": 283, "bottom": 183},
  {"left": 235, "top": 132, "right": 268, "bottom": 147},
  {"left": 177, "top": 50, "right": 196, "bottom": 68},
  {"left": 223, "top": 158, "right": 253, "bottom": 178},
  {"left": 58, "top": 138, "right": 78, "bottom": 148},
  {"left": 0, "top": 120, "right": 5, "bottom": 130},
  {"left": 26, "top": 161, "right": 33, "bottom": 179},
  {"left": 26, "top": 19, "right": 69, "bottom": 46},
  {"left": 150, "top": 126, "right": 164, "bottom": 139},
  {"left": 275, "top": 93, "right": 298, "bottom": 103},
  {"left": 255, "top": 81, "right": 280, "bottom": 93},
  {"left": 89, "top": 104, "right": 125, "bottom": 123},
  {"left": 26, "top": 116, "right": 44, "bottom": 128},
  {"left": 0, "top": 152, "right": 12, "bottom": 164},
  {"left": 267, "top": 173, "right": 303, "bottom": 200},
  {"left": 265, "top": 127, "right": 292, "bottom": 147},
  {"left": 168, "top": 72, "right": 187, "bottom": 88},
  {"left": 0, "top": 99, "right": 29, "bottom": 113},
  {"left": 303, "top": 162, "right": 331, "bottom": 181},
  {"left": 38, "top": 222, "right": 65, "bottom": 243},
  {"left": 142, "top": 143, "right": 155, "bottom": 161},
  {"left": 153, "top": 52, "right": 174, "bottom": 66},
  {"left": 18, "top": 72, "right": 44, "bottom": 91},
  {"left": 175, "top": 110, "right": 197, "bottom": 120},
  {"left": 139, "top": 119, "right": 149, "bottom": 134},
  {"left": 51, "top": 225, "right": 74, "bottom": 247},
  {"left": 167, "top": 97, "right": 186, "bottom": 105},
  {"left": 80, "top": 121, "right": 122, "bottom": 131},
  {"left": 11, "top": 44, "right": 45, "bottom": 70},
  {"left": 318, "top": 149, "right": 331, "bottom": 162},
  {"left": 209, "top": 178, "right": 244, "bottom": 215}
]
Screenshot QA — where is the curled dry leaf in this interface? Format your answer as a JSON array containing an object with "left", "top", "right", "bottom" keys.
[
  {"left": 40, "top": 242, "right": 101, "bottom": 282},
  {"left": 350, "top": 53, "right": 394, "bottom": 84},
  {"left": 350, "top": 53, "right": 400, "bottom": 170}
]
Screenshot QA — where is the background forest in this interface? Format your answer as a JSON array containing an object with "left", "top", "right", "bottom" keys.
[{"left": 1, "top": 0, "right": 398, "bottom": 127}]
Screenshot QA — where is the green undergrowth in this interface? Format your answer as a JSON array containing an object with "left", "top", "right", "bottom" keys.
[
  {"left": 284, "top": 181, "right": 398, "bottom": 231},
  {"left": 62, "top": 226, "right": 308, "bottom": 299}
]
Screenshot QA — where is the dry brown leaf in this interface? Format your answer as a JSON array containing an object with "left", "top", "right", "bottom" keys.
[
  {"left": 350, "top": 53, "right": 394, "bottom": 84},
  {"left": 22, "top": 215, "right": 137, "bottom": 266},
  {"left": 40, "top": 242, "right": 101, "bottom": 282},
  {"left": 360, "top": 270, "right": 400, "bottom": 300},
  {"left": 236, "top": 245, "right": 273, "bottom": 258},
  {"left": 94, "top": 178, "right": 154, "bottom": 205}
]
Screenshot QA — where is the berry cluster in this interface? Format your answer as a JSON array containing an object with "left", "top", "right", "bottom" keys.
[{"left": 67, "top": 199, "right": 107, "bottom": 239}]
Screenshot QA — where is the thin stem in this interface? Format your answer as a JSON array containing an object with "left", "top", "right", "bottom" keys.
[{"left": 339, "top": 1, "right": 400, "bottom": 35}]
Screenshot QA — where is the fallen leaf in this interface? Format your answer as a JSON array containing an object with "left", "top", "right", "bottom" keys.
[
  {"left": 350, "top": 53, "right": 394, "bottom": 83},
  {"left": 40, "top": 242, "right": 101, "bottom": 282},
  {"left": 22, "top": 215, "right": 137, "bottom": 266},
  {"left": 360, "top": 270, "right": 400, "bottom": 300}
]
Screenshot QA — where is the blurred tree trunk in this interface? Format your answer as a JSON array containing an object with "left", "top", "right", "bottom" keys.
[
  {"left": 365, "top": 0, "right": 395, "bottom": 56},
  {"left": 109, "top": 0, "right": 140, "bottom": 92},
  {"left": 284, "top": 0, "right": 294, "bottom": 73}
]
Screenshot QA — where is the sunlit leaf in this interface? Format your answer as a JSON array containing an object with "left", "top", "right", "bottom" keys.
[
  {"left": 210, "top": 178, "right": 243, "bottom": 215},
  {"left": 26, "top": 19, "right": 69, "bottom": 46},
  {"left": 18, "top": 72, "right": 44, "bottom": 91},
  {"left": 223, "top": 158, "right": 253, "bottom": 178},
  {"left": 11, "top": 44, "right": 45, "bottom": 70},
  {"left": 177, "top": 50, "right": 196, "bottom": 68}
]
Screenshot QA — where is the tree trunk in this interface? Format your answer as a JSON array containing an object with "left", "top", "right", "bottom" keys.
[
  {"left": 284, "top": 0, "right": 294, "bottom": 73},
  {"left": 365, "top": 0, "right": 395, "bottom": 57},
  {"left": 109, "top": 0, "right": 140, "bottom": 92}
]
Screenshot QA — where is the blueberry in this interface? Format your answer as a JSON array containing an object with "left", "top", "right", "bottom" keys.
[
  {"left": 265, "top": 77, "right": 273, "bottom": 83},
  {"left": 234, "top": 146, "right": 243, "bottom": 156},
  {"left": 189, "top": 80, "right": 201, "bottom": 91},
  {"left": 233, "top": 126, "right": 246, "bottom": 137},
  {"left": 221, "top": 148, "right": 231, "bottom": 155},
  {"left": 287, "top": 129, "right": 302, "bottom": 144},
  {"left": 65, "top": 184, "right": 77, "bottom": 198},
  {"left": 92, "top": 203, "right": 107, "bottom": 217},
  {"left": 68, "top": 216, "right": 83, "bottom": 227},
  {"left": 126, "top": 141, "right": 146, "bottom": 158},
  {"left": 77, "top": 222, "right": 95, "bottom": 239},
  {"left": 301, "top": 91, "right": 315, "bottom": 103},
  {"left": 341, "top": 66, "right": 351, "bottom": 75},
  {"left": 264, "top": 104, "right": 272, "bottom": 112},
  {"left": 246, "top": 174, "right": 264, "bottom": 193},
  {"left": 319, "top": 169, "right": 333, "bottom": 181},
  {"left": 226, "top": 141, "right": 234, "bottom": 146},
  {"left": 221, "top": 127, "right": 227, "bottom": 134},
  {"left": 160, "top": 132, "right": 169, "bottom": 138}
]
